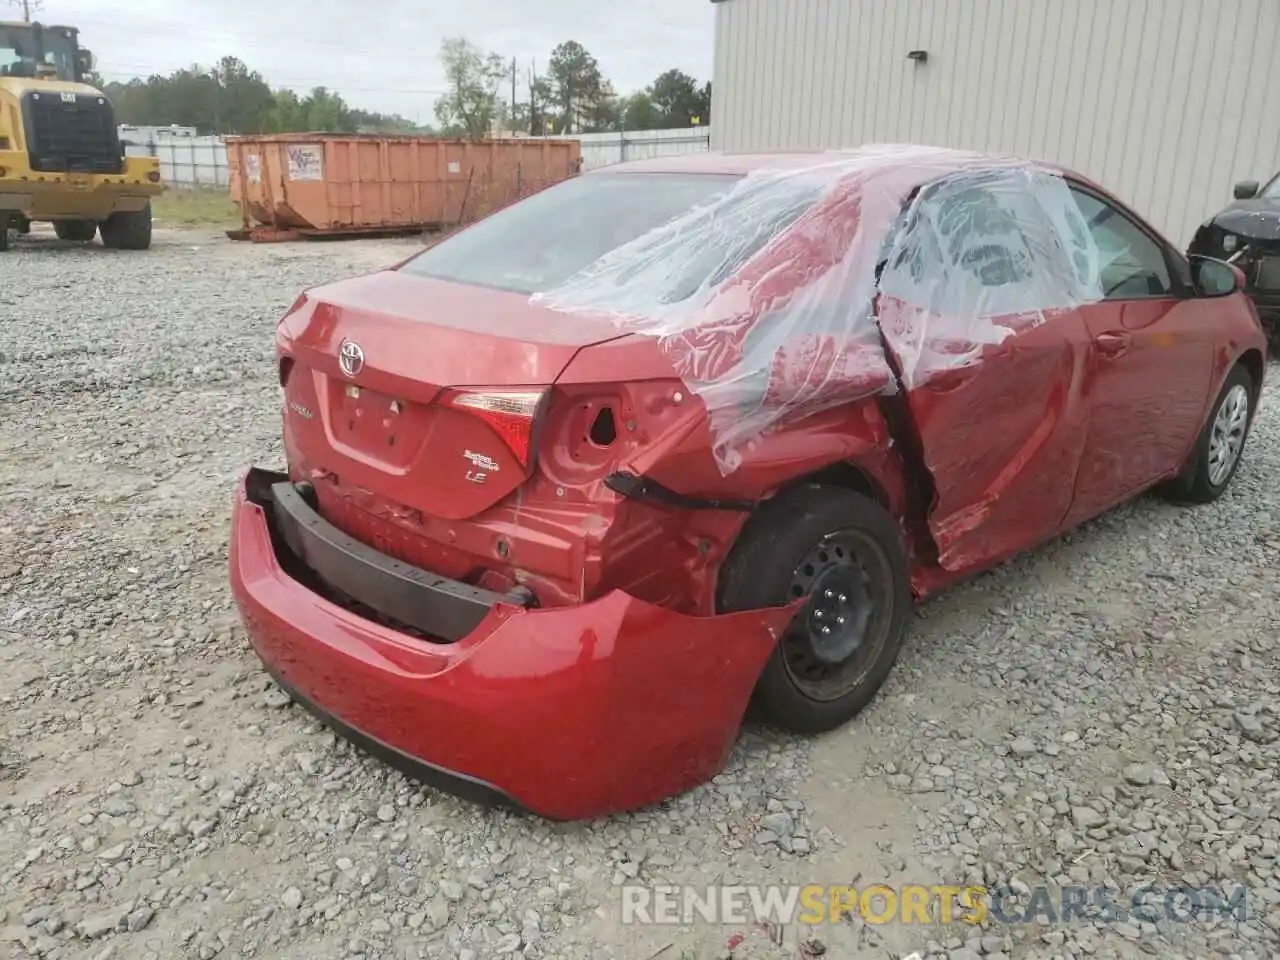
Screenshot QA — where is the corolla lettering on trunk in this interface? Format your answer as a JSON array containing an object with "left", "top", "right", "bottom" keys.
[
  {"left": 338, "top": 340, "right": 365, "bottom": 378},
  {"left": 288, "top": 400, "right": 314, "bottom": 420},
  {"left": 463, "top": 450, "right": 500, "bottom": 485}
]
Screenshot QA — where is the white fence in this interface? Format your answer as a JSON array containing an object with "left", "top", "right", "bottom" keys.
[
  {"left": 553, "top": 127, "right": 713, "bottom": 171},
  {"left": 122, "top": 134, "right": 229, "bottom": 188},
  {"left": 118, "top": 126, "right": 711, "bottom": 189}
]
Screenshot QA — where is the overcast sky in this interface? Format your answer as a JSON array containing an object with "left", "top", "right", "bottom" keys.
[{"left": 41, "top": 0, "right": 716, "bottom": 121}]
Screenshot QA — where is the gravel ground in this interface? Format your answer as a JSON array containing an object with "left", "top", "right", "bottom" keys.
[{"left": 1, "top": 226, "right": 1278, "bottom": 960}]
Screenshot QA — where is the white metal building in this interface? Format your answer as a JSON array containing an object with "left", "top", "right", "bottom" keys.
[{"left": 710, "top": 0, "right": 1280, "bottom": 245}]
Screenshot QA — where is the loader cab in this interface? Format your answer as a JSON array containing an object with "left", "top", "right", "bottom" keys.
[{"left": 0, "top": 21, "right": 85, "bottom": 83}]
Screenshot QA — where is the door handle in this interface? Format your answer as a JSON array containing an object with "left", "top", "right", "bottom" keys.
[{"left": 1094, "top": 331, "right": 1132, "bottom": 358}]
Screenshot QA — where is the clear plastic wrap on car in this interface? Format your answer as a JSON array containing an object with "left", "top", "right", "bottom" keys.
[{"left": 534, "top": 144, "right": 1107, "bottom": 473}]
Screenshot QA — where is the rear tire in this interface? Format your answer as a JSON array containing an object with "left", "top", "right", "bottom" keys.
[
  {"left": 717, "top": 485, "right": 911, "bottom": 734},
  {"left": 54, "top": 219, "right": 97, "bottom": 242},
  {"left": 1159, "top": 363, "right": 1254, "bottom": 504},
  {"left": 100, "top": 203, "right": 152, "bottom": 250},
  {"left": 0, "top": 217, "right": 11, "bottom": 252}
]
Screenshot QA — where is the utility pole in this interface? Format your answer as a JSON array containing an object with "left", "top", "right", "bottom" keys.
[
  {"left": 527, "top": 58, "right": 539, "bottom": 136},
  {"left": 510, "top": 57, "right": 517, "bottom": 135},
  {"left": 210, "top": 67, "right": 221, "bottom": 135}
]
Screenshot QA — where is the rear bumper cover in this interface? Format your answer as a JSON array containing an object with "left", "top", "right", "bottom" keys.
[
  {"left": 260, "top": 471, "right": 535, "bottom": 641},
  {"left": 228, "top": 468, "right": 797, "bottom": 820}
]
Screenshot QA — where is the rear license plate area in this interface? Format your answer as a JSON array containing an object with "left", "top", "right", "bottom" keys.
[{"left": 329, "top": 383, "right": 428, "bottom": 463}]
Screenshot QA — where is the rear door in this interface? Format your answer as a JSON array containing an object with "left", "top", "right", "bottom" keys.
[{"left": 873, "top": 168, "right": 1099, "bottom": 572}]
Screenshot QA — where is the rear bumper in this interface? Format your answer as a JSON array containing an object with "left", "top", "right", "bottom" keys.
[
  {"left": 262, "top": 472, "right": 536, "bottom": 640},
  {"left": 228, "top": 468, "right": 796, "bottom": 820}
]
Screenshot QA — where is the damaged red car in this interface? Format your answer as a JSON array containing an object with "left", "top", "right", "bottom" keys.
[{"left": 229, "top": 146, "right": 1267, "bottom": 820}]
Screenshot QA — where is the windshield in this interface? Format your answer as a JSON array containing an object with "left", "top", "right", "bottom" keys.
[
  {"left": 1262, "top": 173, "right": 1280, "bottom": 200},
  {"left": 402, "top": 173, "right": 750, "bottom": 295},
  {"left": 0, "top": 24, "right": 76, "bottom": 81}
]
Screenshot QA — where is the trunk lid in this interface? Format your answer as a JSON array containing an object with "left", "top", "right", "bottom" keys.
[{"left": 280, "top": 270, "right": 628, "bottom": 519}]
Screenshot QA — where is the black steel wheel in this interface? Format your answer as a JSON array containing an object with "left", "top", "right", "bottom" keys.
[
  {"left": 778, "top": 529, "right": 896, "bottom": 703},
  {"left": 718, "top": 485, "right": 911, "bottom": 733}
]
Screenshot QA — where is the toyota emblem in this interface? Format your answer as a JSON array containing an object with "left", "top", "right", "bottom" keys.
[{"left": 338, "top": 340, "right": 364, "bottom": 378}]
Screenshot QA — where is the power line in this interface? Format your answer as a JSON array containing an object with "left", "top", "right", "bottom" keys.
[
  {"left": 66, "top": 14, "right": 366, "bottom": 56},
  {"left": 7, "top": 0, "right": 41, "bottom": 22},
  {"left": 74, "top": 13, "right": 454, "bottom": 94},
  {"left": 94, "top": 65, "right": 449, "bottom": 97}
]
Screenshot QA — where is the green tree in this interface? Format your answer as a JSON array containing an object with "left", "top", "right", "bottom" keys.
[
  {"left": 547, "top": 40, "right": 604, "bottom": 134},
  {"left": 434, "top": 37, "right": 505, "bottom": 139},
  {"left": 647, "top": 69, "right": 710, "bottom": 127},
  {"left": 301, "top": 87, "right": 351, "bottom": 132},
  {"left": 510, "top": 69, "right": 552, "bottom": 136},
  {"left": 582, "top": 80, "right": 621, "bottom": 133},
  {"left": 101, "top": 56, "right": 425, "bottom": 135},
  {"left": 621, "top": 92, "right": 662, "bottom": 131},
  {"left": 212, "top": 56, "right": 274, "bottom": 133},
  {"left": 263, "top": 89, "right": 304, "bottom": 132},
  {"left": 347, "top": 108, "right": 427, "bottom": 134}
]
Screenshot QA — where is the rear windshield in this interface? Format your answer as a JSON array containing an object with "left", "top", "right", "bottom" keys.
[{"left": 400, "top": 173, "right": 742, "bottom": 294}]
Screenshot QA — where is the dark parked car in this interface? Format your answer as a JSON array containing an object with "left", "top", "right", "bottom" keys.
[{"left": 1189, "top": 173, "right": 1280, "bottom": 350}]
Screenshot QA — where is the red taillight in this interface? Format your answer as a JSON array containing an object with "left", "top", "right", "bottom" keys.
[
  {"left": 441, "top": 388, "right": 547, "bottom": 468},
  {"left": 147, "top": 171, "right": 161, "bottom": 183}
]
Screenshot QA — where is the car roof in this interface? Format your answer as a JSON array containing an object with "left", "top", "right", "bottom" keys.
[
  {"left": 588, "top": 146, "right": 1127, "bottom": 228},
  {"left": 593, "top": 144, "right": 1082, "bottom": 183}
]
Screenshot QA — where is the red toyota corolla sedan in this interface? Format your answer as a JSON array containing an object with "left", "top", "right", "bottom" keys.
[{"left": 228, "top": 145, "right": 1267, "bottom": 820}]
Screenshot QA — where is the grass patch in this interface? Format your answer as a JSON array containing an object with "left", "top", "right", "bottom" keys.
[{"left": 153, "top": 188, "right": 242, "bottom": 229}]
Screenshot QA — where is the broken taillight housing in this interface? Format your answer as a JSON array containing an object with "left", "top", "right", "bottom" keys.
[
  {"left": 282, "top": 292, "right": 310, "bottom": 318},
  {"left": 440, "top": 388, "right": 548, "bottom": 468}
]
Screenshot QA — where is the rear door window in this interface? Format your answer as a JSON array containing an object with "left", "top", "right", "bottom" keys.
[{"left": 877, "top": 168, "right": 1103, "bottom": 318}]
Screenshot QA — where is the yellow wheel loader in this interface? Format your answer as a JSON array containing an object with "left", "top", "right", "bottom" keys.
[{"left": 0, "top": 21, "right": 163, "bottom": 251}]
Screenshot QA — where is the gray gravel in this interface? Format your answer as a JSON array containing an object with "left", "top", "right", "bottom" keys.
[{"left": 1, "top": 226, "right": 1278, "bottom": 960}]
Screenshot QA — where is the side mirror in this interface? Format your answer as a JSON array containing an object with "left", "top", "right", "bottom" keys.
[
  {"left": 1190, "top": 255, "right": 1242, "bottom": 297},
  {"left": 75, "top": 49, "right": 95, "bottom": 77},
  {"left": 1233, "top": 181, "right": 1260, "bottom": 200}
]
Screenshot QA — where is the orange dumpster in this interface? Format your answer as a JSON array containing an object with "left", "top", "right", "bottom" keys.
[{"left": 224, "top": 133, "right": 582, "bottom": 242}]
